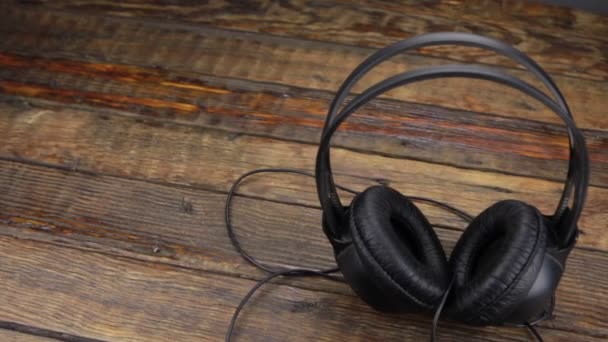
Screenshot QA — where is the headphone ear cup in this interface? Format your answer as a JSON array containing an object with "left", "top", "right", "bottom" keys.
[
  {"left": 447, "top": 200, "right": 548, "bottom": 324},
  {"left": 345, "top": 185, "right": 449, "bottom": 312}
]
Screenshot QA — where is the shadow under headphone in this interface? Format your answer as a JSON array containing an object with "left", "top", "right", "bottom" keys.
[{"left": 315, "top": 32, "right": 590, "bottom": 326}]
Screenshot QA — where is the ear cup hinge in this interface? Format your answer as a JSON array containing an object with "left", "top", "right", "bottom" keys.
[
  {"left": 548, "top": 207, "right": 580, "bottom": 249},
  {"left": 322, "top": 206, "right": 352, "bottom": 254}
]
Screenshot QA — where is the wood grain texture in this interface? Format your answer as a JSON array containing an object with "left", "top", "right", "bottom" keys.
[
  {"left": 1, "top": 157, "right": 608, "bottom": 338},
  {"left": 10, "top": 0, "right": 607, "bottom": 81},
  {"left": 2, "top": 52, "right": 608, "bottom": 188},
  {"left": 0, "top": 1, "right": 606, "bottom": 341},
  {"left": 0, "top": 7, "right": 607, "bottom": 133},
  {"left": 0, "top": 226, "right": 606, "bottom": 340},
  {"left": 0, "top": 330, "right": 56, "bottom": 342},
  {"left": 0, "top": 103, "right": 606, "bottom": 251}
]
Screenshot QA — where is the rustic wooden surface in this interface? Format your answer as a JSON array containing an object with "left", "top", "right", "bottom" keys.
[{"left": 0, "top": 1, "right": 606, "bottom": 341}]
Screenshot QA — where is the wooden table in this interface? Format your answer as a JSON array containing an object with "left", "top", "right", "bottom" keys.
[{"left": 0, "top": 1, "right": 606, "bottom": 341}]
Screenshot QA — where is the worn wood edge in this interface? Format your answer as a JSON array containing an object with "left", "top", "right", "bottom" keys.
[
  {"left": 350, "top": 0, "right": 608, "bottom": 40},
  {"left": 0, "top": 53, "right": 607, "bottom": 187},
  {"left": 0, "top": 159, "right": 606, "bottom": 338},
  {"left": 0, "top": 7, "right": 607, "bottom": 132},
  {"left": 0, "top": 232, "right": 605, "bottom": 341},
  {"left": 8, "top": 0, "right": 607, "bottom": 81},
  {"left": 11, "top": 0, "right": 608, "bottom": 40},
  {"left": 0, "top": 102, "right": 606, "bottom": 250},
  {"left": 0, "top": 322, "right": 98, "bottom": 342},
  {"left": 0, "top": 328, "right": 56, "bottom": 342}
]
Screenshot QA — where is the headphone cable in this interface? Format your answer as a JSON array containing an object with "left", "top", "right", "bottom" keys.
[
  {"left": 525, "top": 323, "right": 544, "bottom": 342},
  {"left": 431, "top": 277, "right": 455, "bottom": 342}
]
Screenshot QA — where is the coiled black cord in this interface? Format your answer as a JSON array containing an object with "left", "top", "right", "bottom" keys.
[{"left": 224, "top": 168, "right": 543, "bottom": 341}]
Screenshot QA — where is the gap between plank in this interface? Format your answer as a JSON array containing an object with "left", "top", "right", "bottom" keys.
[
  {"left": 15, "top": 4, "right": 605, "bottom": 84},
  {"left": 2, "top": 231, "right": 606, "bottom": 340},
  {"left": 0, "top": 321, "right": 105, "bottom": 342},
  {"left": 0, "top": 153, "right": 605, "bottom": 255}
]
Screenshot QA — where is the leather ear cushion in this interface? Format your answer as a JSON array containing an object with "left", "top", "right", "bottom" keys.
[
  {"left": 447, "top": 200, "right": 547, "bottom": 324},
  {"left": 349, "top": 186, "right": 450, "bottom": 310}
]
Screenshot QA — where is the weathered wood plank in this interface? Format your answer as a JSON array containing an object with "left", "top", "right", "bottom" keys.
[
  {"left": 2, "top": 52, "right": 607, "bottom": 187},
  {"left": 10, "top": 0, "right": 607, "bottom": 81},
  {"left": 7, "top": 153, "right": 608, "bottom": 340},
  {"left": 0, "top": 163, "right": 606, "bottom": 339},
  {"left": 0, "top": 103, "right": 606, "bottom": 250},
  {"left": 0, "top": 330, "right": 56, "bottom": 342},
  {"left": 368, "top": 0, "right": 608, "bottom": 39},
  {"left": 0, "top": 159, "right": 368, "bottom": 288},
  {"left": 1, "top": 232, "right": 607, "bottom": 341},
  {"left": 1, "top": 2, "right": 604, "bottom": 341},
  {"left": 0, "top": 7, "right": 606, "bottom": 132},
  {"left": 0, "top": 158, "right": 468, "bottom": 280}
]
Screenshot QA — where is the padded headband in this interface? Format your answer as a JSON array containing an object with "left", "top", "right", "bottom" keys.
[
  {"left": 318, "top": 32, "right": 579, "bottom": 240},
  {"left": 315, "top": 64, "right": 589, "bottom": 248}
]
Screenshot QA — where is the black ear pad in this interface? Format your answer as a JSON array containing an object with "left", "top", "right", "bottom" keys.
[
  {"left": 447, "top": 200, "right": 548, "bottom": 324},
  {"left": 345, "top": 185, "right": 450, "bottom": 312}
]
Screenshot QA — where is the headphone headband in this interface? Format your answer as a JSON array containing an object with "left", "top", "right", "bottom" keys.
[
  {"left": 315, "top": 64, "right": 589, "bottom": 248},
  {"left": 322, "top": 33, "right": 577, "bottom": 218},
  {"left": 316, "top": 33, "right": 584, "bottom": 246}
]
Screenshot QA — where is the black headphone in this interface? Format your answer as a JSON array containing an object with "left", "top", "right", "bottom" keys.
[{"left": 315, "top": 32, "right": 590, "bottom": 326}]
